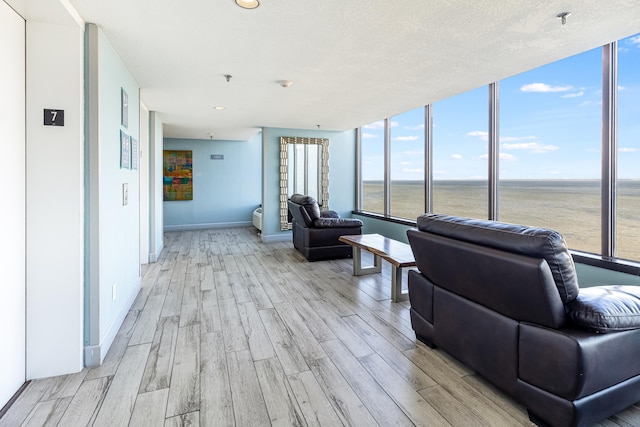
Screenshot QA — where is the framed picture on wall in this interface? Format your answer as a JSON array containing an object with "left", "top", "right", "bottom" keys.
[
  {"left": 120, "top": 130, "right": 131, "bottom": 169},
  {"left": 131, "top": 137, "right": 138, "bottom": 170},
  {"left": 121, "top": 87, "right": 128, "bottom": 128},
  {"left": 163, "top": 150, "right": 193, "bottom": 201}
]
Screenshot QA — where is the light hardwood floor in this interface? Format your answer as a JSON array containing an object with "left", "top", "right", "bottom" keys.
[{"left": 2, "top": 227, "right": 640, "bottom": 426}]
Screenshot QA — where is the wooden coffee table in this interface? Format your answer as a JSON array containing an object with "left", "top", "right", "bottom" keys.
[{"left": 339, "top": 233, "right": 416, "bottom": 302}]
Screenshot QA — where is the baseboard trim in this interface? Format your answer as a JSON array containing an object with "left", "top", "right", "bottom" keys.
[
  {"left": 84, "top": 276, "right": 141, "bottom": 367},
  {"left": 261, "top": 233, "right": 292, "bottom": 243},
  {"left": 164, "top": 221, "right": 252, "bottom": 232}
]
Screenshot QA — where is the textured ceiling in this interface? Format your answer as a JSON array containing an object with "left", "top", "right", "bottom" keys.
[{"left": 27, "top": 1, "right": 640, "bottom": 140}]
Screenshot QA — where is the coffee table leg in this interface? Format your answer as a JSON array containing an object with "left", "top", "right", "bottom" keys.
[
  {"left": 353, "top": 247, "right": 382, "bottom": 275},
  {"left": 391, "top": 266, "right": 409, "bottom": 303}
]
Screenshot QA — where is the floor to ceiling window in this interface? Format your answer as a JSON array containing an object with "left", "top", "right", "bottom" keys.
[
  {"left": 358, "top": 36, "right": 640, "bottom": 264},
  {"left": 498, "top": 47, "right": 602, "bottom": 254},
  {"left": 432, "top": 87, "right": 488, "bottom": 219},
  {"left": 361, "top": 120, "right": 385, "bottom": 214},
  {"left": 390, "top": 108, "right": 425, "bottom": 220},
  {"left": 616, "top": 33, "right": 640, "bottom": 261}
]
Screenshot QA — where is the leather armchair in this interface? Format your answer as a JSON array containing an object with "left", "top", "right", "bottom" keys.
[{"left": 287, "top": 194, "right": 362, "bottom": 261}]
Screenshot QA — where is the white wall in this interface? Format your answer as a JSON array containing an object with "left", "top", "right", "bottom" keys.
[
  {"left": 85, "top": 24, "right": 142, "bottom": 365},
  {"left": 25, "top": 19, "right": 84, "bottom": 379},
  {"left": 150, "top": 111, "right": 164, "bottom": 262},
  {"left": 140, "top": 102, "right": 150, "bottom": 264},
  {"left": 0, "top": 0, "right": 26, "bottom": 406}
]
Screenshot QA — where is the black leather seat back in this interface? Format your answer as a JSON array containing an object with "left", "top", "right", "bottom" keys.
[
  {"left": 408, "top": 213, "right": 579, "bottom": 329},
  {"left": 415, "top": 213, "right": 579, "bottom": 304}
]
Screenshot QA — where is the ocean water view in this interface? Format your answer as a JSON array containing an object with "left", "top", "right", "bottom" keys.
[{"left": 362, "top": 180, "right": 640, "bottom": 262}]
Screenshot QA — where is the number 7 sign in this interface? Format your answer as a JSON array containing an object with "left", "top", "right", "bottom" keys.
[{"left": 44, "top": 109, "right": 64, "bottom": 126}]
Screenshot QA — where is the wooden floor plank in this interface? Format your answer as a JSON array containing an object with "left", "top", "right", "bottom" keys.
[
  {"left": 342, "top": 313, "right": 436, "bottom": 391},
  {"left": 220, "top": 297, "right": 249, "bottom": 353},
  {"left": 129, "top": 389, "right": 169, "bottom": 427},
  {"left": 259, "top": 308, "right": 309, "bottom": 375},
  {"left": 358, "top": 353, "right": 450, "bottom": 427},
  {"left": 237, "top": 301, "right": 277, "bottom": 361},
  {"left": 227, "top": 349, "right": 271, "bottom": 426},
  {"left": 139, "top": 315, "right": 179, "bottom": 393},
  {"left": 21, "top": 396, "right": 72, "bottom": 427},
  {"left": 274, "top": 301, "right": 327, "bottom": 362},
  {"left": 308, "top": 357, "right": 379, "bottom": 427},
  {"left": 200, "top": 331, "right": 234, "bottom": 427},
  {"left": 93, "top": 343, "right": 152, "bottom": 427},
  {"left": 56, "top": 377, "right": 112, "bottom": 427},
  {"left": 255, "top": 357, "right": 306, "bottom": 426},
  {"left": 166, "top": 324, "right": 200, "bottom": 418},
  {"left": 321, "top": 339, "right": 414, "bottom": 426},
  {"left": 165, "top": 411, "right": 200, "bottom": 427},
  {"left": 287, "top": 370, "right": 343, "bottom": 427}
]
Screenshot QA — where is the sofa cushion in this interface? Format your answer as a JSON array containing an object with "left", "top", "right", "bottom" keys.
[
  {"left": 290, "top": 194, "right": 321, "bottom": 220},
  {"left": 416, "top": 213, "right": 579, "bottom": 304},
  {"left": 567, "top": 285, "right": 640, "bottom": 333}
]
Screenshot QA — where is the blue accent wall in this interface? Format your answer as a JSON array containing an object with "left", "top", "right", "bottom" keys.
[
  {"left": 261, "top": 127, "right": 357, "bottom": 241},
  {"left": 163, "top": 134, "right": 262, "bottom": 229}
]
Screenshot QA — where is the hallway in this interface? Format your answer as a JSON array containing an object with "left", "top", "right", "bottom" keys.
[{"left": 2, "top": 227, "right": 639, "bottom": 426}]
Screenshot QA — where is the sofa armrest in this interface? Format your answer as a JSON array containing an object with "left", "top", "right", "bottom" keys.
[
  {"left": 519, "top": 323, "right": 640, "bottom": 401},
  {"left": 567, "top": 285, "right": 640, "bottom": 333},
  {"left": 320, "top": 210, "right": 340, "bottom": 219},
  {"left": 313, "top": 218, "right": 363, "bottom": 228}
]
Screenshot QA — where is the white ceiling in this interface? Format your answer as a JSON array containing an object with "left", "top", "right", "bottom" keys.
[{"left": 26, "top": 1, "right": 640, "bottom": 140}]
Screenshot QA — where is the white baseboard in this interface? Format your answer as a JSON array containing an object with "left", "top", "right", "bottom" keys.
[
  {"left": 164, "top": 221, "right": 252, "bottom": 232},
  {"left": 261, "top": 232, "right": 292, "bottom": 243},
  {"left": 83, "top": 276, "right": 141, "bottom": 367}
]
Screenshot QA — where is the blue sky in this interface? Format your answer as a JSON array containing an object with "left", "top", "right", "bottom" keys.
[{"left": 362, "top": 33, "right": 640, "bottom": 181}]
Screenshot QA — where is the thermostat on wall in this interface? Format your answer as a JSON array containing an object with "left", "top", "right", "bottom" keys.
[{"left": 211, "top": 154, "right": 224, "bottom": 160}]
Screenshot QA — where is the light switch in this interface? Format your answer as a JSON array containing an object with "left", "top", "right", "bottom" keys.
[{"left": 123, "top": 183, "right": 128, "bottom": 206}]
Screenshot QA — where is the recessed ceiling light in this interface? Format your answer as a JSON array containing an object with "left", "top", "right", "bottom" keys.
[
  {"left": 214, "top": 106, "right": 226, "bottom": 110},
  {"left": 235, "top": 0, "right": 259, "bottom": 9},
  {"left": 278, "top": 80, "right": 293, "bottom": 88}
]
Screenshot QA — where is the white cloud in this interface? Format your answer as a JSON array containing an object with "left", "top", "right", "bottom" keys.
[
  {"left": 450, "top": 154, "right": 463, "bottom": 160},
  {"left": 362, "top": 121, "right": 384, "bottom": 130},
  {"left": 404, "top": 124, "right": 425, "bottom": 130},
  {"left": 467, "top": 130, "right": 488, "bottom": 141},
  {"left": 548, "top": 171, "right": 561, "bottom": 175},
  {"left": 394, "top": 135, "right": 419, "bottom": 141},
  {"left": 480, "top": 153, "right": 516, "bottom": 161},
  {"left": 502, "top": 142, "right": 559, "bottom": 153},
  {"left": 579, "top": 100, "right": 596, "bottom": 107},
  {"left": 620, "top": 147, "right": 639, "bottom": 153},
  {"left": 434, "top": 170, "right": 447, "bottom": 175},
  {"left": 562, "top": 91, "right": 584, "bottom": 98},
  {"left": 631, "top": 35, "right": 640, "bottom": 46},
  {"left": 400, "top": 161, "right": 411, "bottom": 165},
  {"left": 520, "top": 83, "right": 572, "bottom": 93},
  {"left": 500, "top": 135, "right": 536, "bottom": 142},
  {"left": 403, "top": 168, "right": 423, "bottom": 173},
  {"left": 361, "top": 132, "right": 377, "bottom": 139}
]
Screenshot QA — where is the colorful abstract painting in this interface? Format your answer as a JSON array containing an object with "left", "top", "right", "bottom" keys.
[{"left": 163, "top": 150, "right": 193, "bottom": 201}]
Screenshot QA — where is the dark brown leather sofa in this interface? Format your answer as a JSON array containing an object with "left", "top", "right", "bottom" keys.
[
  {"left": 407, "top": 213, "right": 640, "bottom": 427},
  {"left": 287, "top": 194, "right": 362, "bottom": 261}
]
